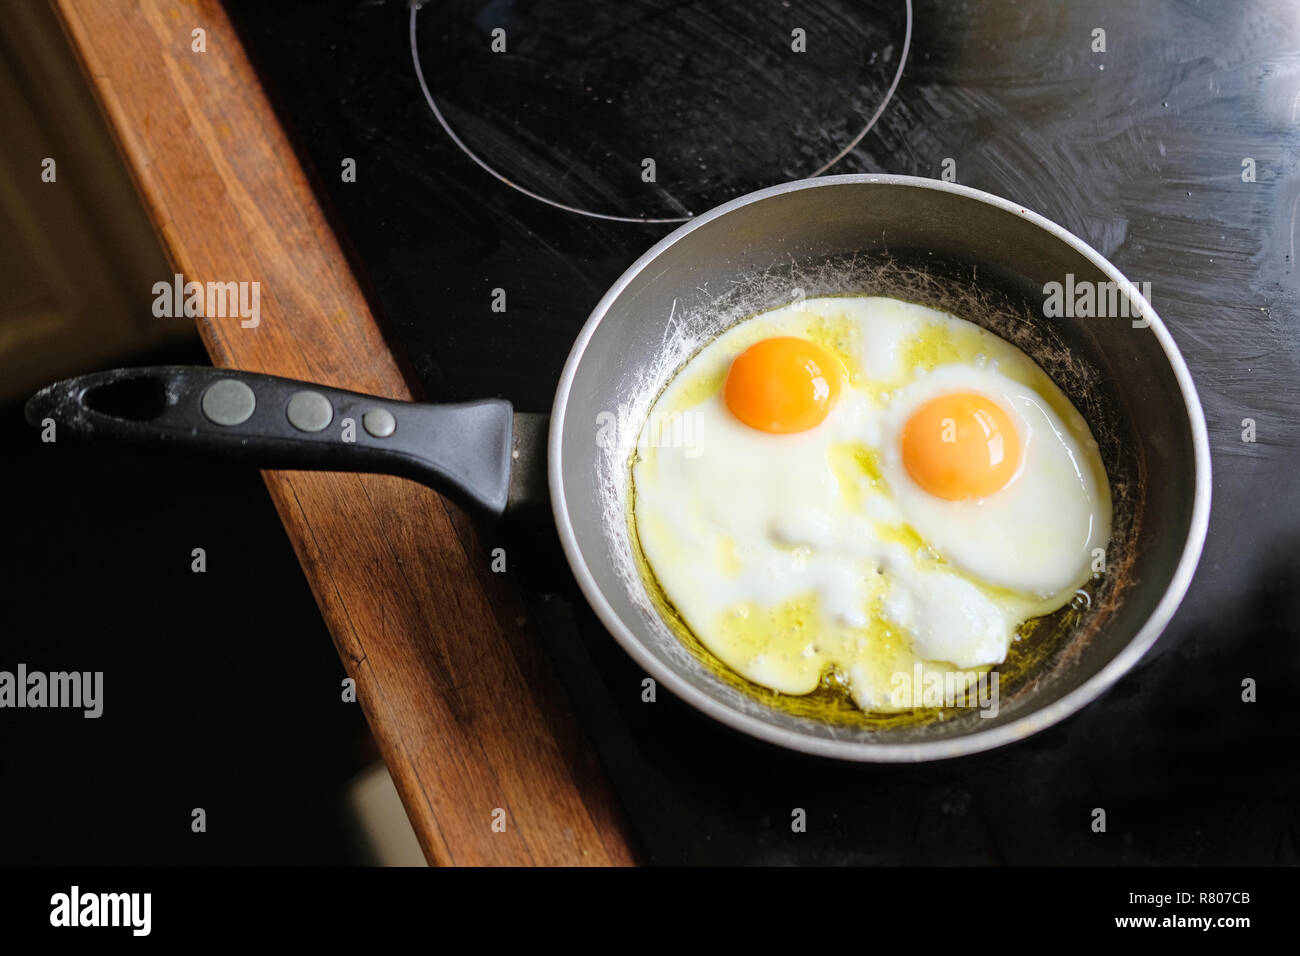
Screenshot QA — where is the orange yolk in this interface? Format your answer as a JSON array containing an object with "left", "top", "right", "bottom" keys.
[
  {"left": 901, "top": 392, "right": 1021, "bottom": 500},
  {"left": 724, "top": 337, "right": 842, "bottom": 434}
]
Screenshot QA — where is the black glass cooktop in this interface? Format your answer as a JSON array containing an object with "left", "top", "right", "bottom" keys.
[{"left": 225, "top": 0, "right": 1299, "bottom": 864}]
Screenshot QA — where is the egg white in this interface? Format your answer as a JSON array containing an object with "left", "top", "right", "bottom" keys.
[{"left": 630, "top": 296, "right": 1111, "bottom": 712}]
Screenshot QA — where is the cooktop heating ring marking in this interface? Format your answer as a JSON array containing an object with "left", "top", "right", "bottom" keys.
[{"left": 410, "top": 1, "right": 913, "bottom": 224}]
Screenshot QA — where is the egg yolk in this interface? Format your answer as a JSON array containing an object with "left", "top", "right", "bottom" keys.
[
  {"left": 724, "top": 337, "right": 842, "bottom": 434},
  {"left": 901, "top": 392, "right": 1021, "bottom": 500}
]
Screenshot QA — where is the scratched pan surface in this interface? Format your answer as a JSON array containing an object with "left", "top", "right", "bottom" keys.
[{"left": 550, "top": 175, "right": 1210, "bottom": 760}]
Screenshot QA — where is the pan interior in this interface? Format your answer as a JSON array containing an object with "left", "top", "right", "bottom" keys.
[{"left": 558, "top": 179, "right": 1198, "bottom": 752}]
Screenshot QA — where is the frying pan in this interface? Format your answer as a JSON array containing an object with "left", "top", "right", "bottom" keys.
[{"left": 27, "top": 175, "right": 1211, "bottom": 761}]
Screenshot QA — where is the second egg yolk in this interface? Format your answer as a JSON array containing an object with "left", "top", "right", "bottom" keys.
[
  {"left": 724, "top": 337, "right": 843, "bottom": 434},
  {"left": 901, "top": 392, "right": 1021, "bottom": 500}
]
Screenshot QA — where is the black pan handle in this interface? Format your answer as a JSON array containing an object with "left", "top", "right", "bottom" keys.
[{"left": 24, "top": 366, "right": 513, "bottom": 515}]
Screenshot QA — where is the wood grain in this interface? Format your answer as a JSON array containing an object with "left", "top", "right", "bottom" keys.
[{"left": 51, "top": 0, "right": 637, "bottom": 866}]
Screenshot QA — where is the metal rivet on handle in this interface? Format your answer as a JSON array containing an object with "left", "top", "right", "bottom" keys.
[
  {"left": 287, "top": 390, "right": 333, "bottom": 432},
  {"left": 362, "top": 408, "right": 396, "bottom": 438},
  {"left": 200, "top": 380, "right": 256, "bottom": 426}
]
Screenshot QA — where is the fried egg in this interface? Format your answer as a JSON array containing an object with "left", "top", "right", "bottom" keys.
[{"left": 630, "top": 295, "right": 1111, "bottom": 712}]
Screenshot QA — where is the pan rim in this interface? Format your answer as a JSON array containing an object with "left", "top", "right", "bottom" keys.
[{"left": 548, "top": 173, "right": 1212, "bottom": 763}]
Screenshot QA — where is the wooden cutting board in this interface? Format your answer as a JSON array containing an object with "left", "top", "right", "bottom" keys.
[{"left": 50, "top": 0, "right": 638, "bottom": 866}]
